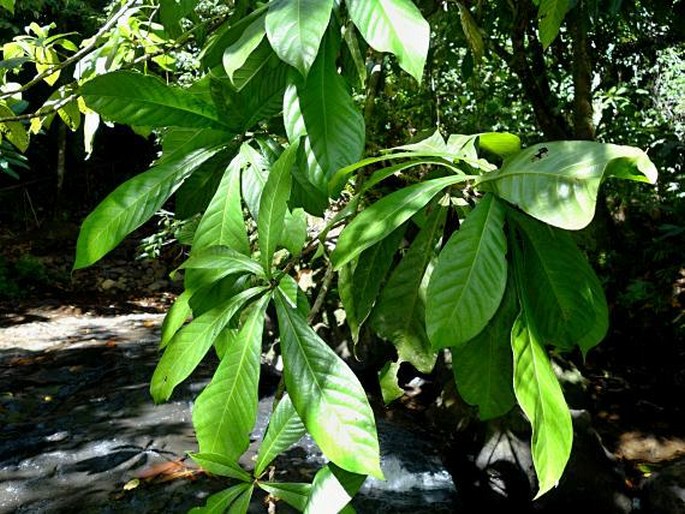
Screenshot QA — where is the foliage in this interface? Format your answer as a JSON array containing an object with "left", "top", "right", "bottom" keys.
[{"left": 0, "top": 0, "right": 667, "bottom": 510}]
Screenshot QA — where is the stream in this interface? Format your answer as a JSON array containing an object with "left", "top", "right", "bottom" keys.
[{"left": 0, "top": 311, "right": 458, "bottom": 513}]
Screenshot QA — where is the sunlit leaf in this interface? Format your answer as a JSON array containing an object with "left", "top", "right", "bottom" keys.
[
  {"left": 189, "top": 483, "right": 251, "bottom": 514},
  {"left": 190, "top": 452, "right": 252, "bottom": 482},
  {"left": 223, "top": 15, "right": 265, "bottom": 83},
  {"left": 537, "top": 0, "right": 572, "bottom": 49},
  {"left": 160, "top": 290, "right": 192, "bottom": 349},
  {"left": 258, "top": 482, "right": 310, "bottom": 511},
  {"left": 254, "top": 394, "right": 306, "bottom": 476},
  {"left": 378, "top": 361, "right": 404, "bottom": 404},
  {"left": 178, "top": 246, "right": 264, "bottom": 277},
  {"left": 304, "top": 463, "right": 366, "bottom": 514}
]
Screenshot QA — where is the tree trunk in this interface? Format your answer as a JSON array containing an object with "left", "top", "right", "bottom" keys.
[{"left": 571, "top": 0, "right": 596, "bottom": 140}]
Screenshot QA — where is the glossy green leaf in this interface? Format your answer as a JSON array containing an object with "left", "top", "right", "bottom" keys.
[
  {"left": 265, "top": 0, "right": 334, "bottom": 77},
  {"left": 175, "top": 154, "right": 227, "bottom": 219},
  {"left": 74, "top": 145, "right": 225, "bottom": 269},
  {"left": 190, "top": 452, "right": 252, "bottom": 482},
  {"left": 213, "top": 328, "right": 239, "bottom": 360},
  {"left": 160, "top": 290, "right": 192, "bottom": 349},
  {"left": 451, "top": 276, "right": 517, "bottom": 420},
  {"left": 509, "top": 209, "right": 608, "bottom": 352},
  {"left": 239, "top": 142, "right": 271, "bottom": 220},
  {"left": 254, "top": 394, "right": 306, "bottom": 476},
  {"left": 274, "top": 292, "right": 383, "bottom": 478},
  {"left": 347, "top": 0, "right": 430, "bottom": 83},
  {"left": 258, "top": 141, "right": 298, "bottom": 274},
  {"left": 81, "top": 71, "right": 232, "bottom": 130},
  {"left": 193, "top": 296, "right": 269, "bottom": 459},
  {"left": 178, "top": 246, "right": 264, "bottom": 277},
  {"left": 331, "top": 175, "right": 470, "bottom": 269},
  {"left": 223, "top": 15, "right": 265, "bottom": 84},
  {"left": 277, "top": 274, "right": 300, "bottom": 309},
  {"left": 151, "top": 286, "right": 267, "bottom": 402},
  {"left": 193, "top": 154, "right": 250, "bottom": 255},
  {"left": 280, "top": 208, "right": 308, "bottom": 257},
  {"left": 352, "top": 226, "right": 405, "bottom": 327},
  {"left": 372, "top": 206, "right": 445, "bottom": 373},
  {"left": 427, "top": 194, "right": 508, "bottom": 349},
  {"left": 158, "top": 127, "right": 232, "bottom": 166},
  {"left": 227, "top": 484, "right": 253, "bottom": 514},
  {"left": 392, "top": 129, "right": 447, "bottom": 153},
  {"left": 477, "top": 132, "right": 521, "bottom": 158},
  {"left": 0, "top": 103, "right": 29, "bottom": 152},
  {"left": 189, "top": 483, "right": 251, "bottom": 514},
  {"left": 304, "top": 463, "right": 366, "bottom": 514},
  {"left": 378, "top": 361, "right": 404, "bottom": 404},
  {"left": 258, "top": 482, "right": 311, "bottom": 511},
  {"left": 511, "top": 313, "right": 572, "bottom": 498},
  {"left": 477, "top": 141, "right": 658, "bottom": 230},
  {"left": 537, "top": 0, "right": 571, "bottom": 49}
]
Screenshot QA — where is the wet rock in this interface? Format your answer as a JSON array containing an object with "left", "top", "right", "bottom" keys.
[{"left": 641, "top": 458, "right": 685, "bottom": 514}]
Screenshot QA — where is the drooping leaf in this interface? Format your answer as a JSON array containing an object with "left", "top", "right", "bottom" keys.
[
  {"left": 508, "top": 209, "right": 608, "bottom": 353},
  {"left": 280, "top": 208, "right": 308, "bottom": 257},
  {"left": 331, "top": 175, "right": 470, "bottom": 269},
  {"left": 151, "top": 286, "right": 267, "bottom": 402},
  {"left": 81, "top": 71, "right": 232, "bottom": 130},
  {"left": 188, "top": 483, "right": 252, "bottom": 514},
  {"left": 372, "top": 205, "right": 445, "bottom": 373},
  {"left": 74, "top": 145, "right": 225, "bottom": 269},
  {"left": 254, "top": 394, "right": 306, "bottom": 476},
  {"left": 511, "top": 313, "right": 572, "bottom": 499},
  {"left": 160, "top": 290, "right": 192, "bottom": 349},
  {"left": 193, "top": 154, "right": 250, "bottom": 255},
  {"left": 347, "top": 0, "right": 430, "bottom": 82},
  {"left": 265, "top": 0, "right": 334, "bottom": 77},
  {"left": 193, "top": 296, "right": 269, "bottom": 459},
  {"left": 178, "top": 246, "right": 264, "bottom": 277},
  {"left": 304, "top": 463, "right": 366, "bottom": 514},
  {"left": 190, "top": 452, "right": 252, "bottom": 482},
  {"left": 426, "top": 194, "right": 508, "bottom": 349},
  {"left": 258, "top": 482, "right": 311, "bottom": 512},
  {"left": 223, "top": 15, "right": 266, "bottom": 83},
  {"left": 451, "top": 276, "right": 518, "bottom": 420},
  {"left": 537, "top": 0, "right": 572, "bottom": 49},
  {"left": 274, "top": 292, "right": 383, "bottom": 478},
  {"left": 457, "top": 2, "right": 484, "bottom": 62},
  {"left": 258, "top": 141, "right": 298, "bottom": 274},
  {"left": 378, "top": 360, "right": 404, "bottom": 404},
  {"left": 477, "top": 141, "right": 658, "bottom": 230}
]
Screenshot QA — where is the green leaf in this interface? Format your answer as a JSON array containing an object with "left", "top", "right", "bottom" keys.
[
  {"left": 508, "top": 209, "right": 608, "bottom": 352},
  {"left": 338, "top": 262, "right": 361, "bottom": 342},
  {"left": 0, "top": 103, "right": 29, "bottom": 152},
  {"left": 426, "top": 194, "right": 508, "bottom": 349},
  {"left": 372, "top": 206, "right": 445, "bottom": 373},
  {"left": 258, "top": 141, "right": 298, "bottom": 274},
  {"left": 392, "top": 129, "right": 447, "bottom": 153},
  {"left": 347, "top": 0, "right": 430, "bottom": 82},
  {"left": 477, "top": 141, "right": 658, "bottom": 230},
  {"left": 81, "top": 71, "right": 232, "bottom": 130},
  {"left": 189, "top": 483, "right": 251, "bottom": 514},
  {"left": 304, "top": 463, "right": 366, "bottom": 514},
  {"left": 239, "top": 141, "right": 271, "bottom": 220},
  {"left": 190, "top": 452, "right": 252, "bottom": 482},
  {"left": 277, "top": 274, "right": 300, "bottom": 308},
  {"left": 151, "top": 286, "right": 267, "bottom": 402},
  {"left": 451, "top": 276, "right": 517, "bottom": 420},
  {"left": 265, "top": 0, "right": 334, "bottom": 77},
  {"left": 160, "top": 290, "right": 192, "bottom": 349},
  {"left": 175, "top": 154, "right": 227, "bottom": 218},
  {"left": 193, "top": 154, "right": 250, "bottom": 255},
  {"left": 274, "top": 292, "right": 383, "bottom": 478},
  {"left": 378, "top": 361, "right": 404, "bottom": 404},
  {"left": 193, "top": 296, "right": 269, "bottom": 459},
  {"left": 228, "top": 484, "right": 254, "bottom": 514},
  {"left": 0, "top": 0, "right": 15, "bottom": 14},
  {"left": 280, "top": 208, "right": 308, "bottom": 257},
  {"left": 457, "top": 2, "right": 484, "bottom": 62},
  {"left": 331, "top": 175, "right": 470, "bottom": 269},
  {"left": 74, "top": 145, "right": 225, "bottom": 269},
  {"left": 285, "top": 31, "right": 365, "bottom": 193},
  {"left": 352, "top": 226, "right": 405, "bottom": 327},
  {"left": 158, "top": 127, "right": 232, "bottom": 166},
  {"left": 254, "top": 394, "right": 306, "bottom": 476},
  {"left": 537, "top": 0, "right": 571, "bottom": 49},
  {"left": 511, "top": 313, "right": 572, "bottom": 498},
  {"left": 223, "top": 15, "right": 266, "bottom": 84},
  {"left": 477, "top": 132, "right": 521, "bottom": 158},
  {"left": 160, "top": 0, "right": 197, "bottom": 37},
  {"left": 258, "top": 482, "right": 311, "bottom": 511},
  {"left": 178, "top": 246, "right": 264, "bottom": 277}
]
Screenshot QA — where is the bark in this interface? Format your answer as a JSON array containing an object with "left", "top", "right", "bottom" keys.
[
  {"left": 570, "top": 0, "right": 595, "bottom": 140},
  {"left": 53, "top": 122, "right": 67, "bottom": 217}
]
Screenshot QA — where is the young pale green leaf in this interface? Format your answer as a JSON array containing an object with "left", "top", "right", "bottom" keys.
[
  {"left": 227, "top": 484, "right": 254, "bottom": 514},
  {"left": 223, "top": 15, "right": 265, "bottom": 83},
  {"left": 150, "top": 286, "right": 267, "bottom": 402},
  {"left": 280, "top": 208, "right": 308, "bottom": 257},
  {"left": 477, "top": 132, "right": 521, "bottom": 158},
  {"left": 331, "top": 175, "right": 470, "bottom": 269},
  {"left": 304, "top": 463, "right": 366, "bottom": 514},
  {"left": 509, "top": 209, "right": 608, "bottom": 352},
  {"left": 258, "top": 482, "right": 311, "bottom": 512},
  {"left": 352, "top": 226, "right": 405, "bottom": 328},
  {"left": 258, "top": 141, "right": 298, "bottom": 273},
  {"left": 451, "top": 277, "right": 517, "bottom": 420},
  {"left": 265, "top": 0, "right": 334, "bottom": 77},
  {"left": 190, "top": 452, "right": 252, "bottom": 482},
  {"left": 254, "top": 394, "right": 306, "bottom": 476},
  {"left": 286, "top": 31, "right": 365, "bottom": 193},
  {"left": 193, "top": 155, "right": 250, "bottom": 255},
  {"left": 160, "top": 290, "right": 192, "bottom": 349},
  {"left": 193, "top": 296, "right": 269, "bottom": 460},
  {"left": 188, "top": 483, "right": 252, "bottom": 514},
  {"left": 537, "top": 0, "right": 572, "bottom": 49},
  {"left": 477, "top": 141, "right": 658, "bottom": 230},
  {"left": 426, "top": 194, "right": 508, "bottom": 349},
  {"left": 347, "top": 0, "right": 430, "bottom": 83},
  {"left": 378, "top": 361, "right": 404, "bottom": 404},
  {"left": 178, "top": 246, "right": 264, "bottom": 277},
  {"left": 372, "top": 207, "right": 445, "bottom": 373},
  {"left": 81, "top": 71, "right": 232, "bottom": 130},
  {"left": 274, "top": 292, "right": 383, "bottom": 478},
  {"left": 511, "top": 313, "right": 573, "bottom": 499},
  {"left": 0, "top": 102, "right": 29, "bottom": 152},
  {"left": 74, "top": 145, "right": 225, "bottom": 269}
]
